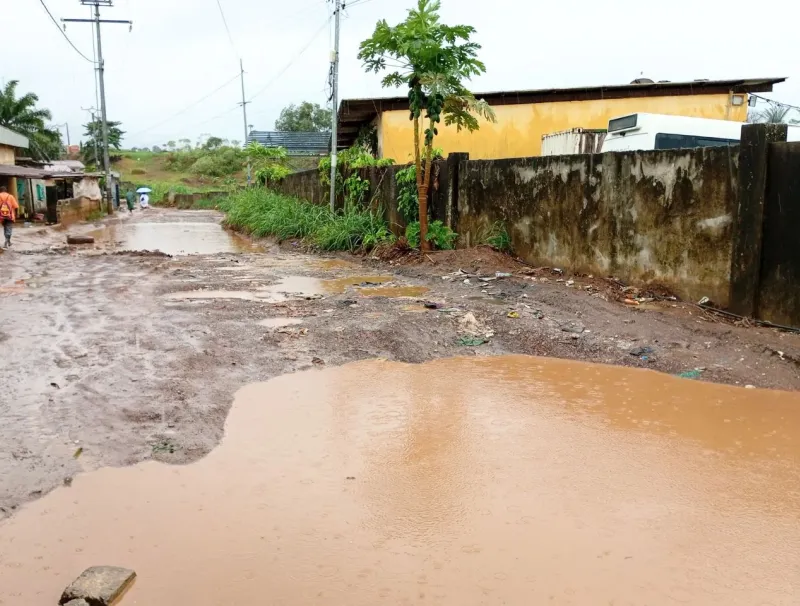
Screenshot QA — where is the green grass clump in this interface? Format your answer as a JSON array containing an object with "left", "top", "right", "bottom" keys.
[{"left": 219, "top": 188, "right": 392, "bottom": 252}]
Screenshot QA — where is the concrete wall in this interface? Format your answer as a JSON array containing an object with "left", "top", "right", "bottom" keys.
[
  {"left": 274, "top": 169, "right": 325, "bottom": 207},
  {"left": 272, "top": 148, "right": 738, "bottom": 305},
  {"left": 457, "top": 148, "right": 738, "bottom": 304},
  {"left": 73, "top": 177, "right": 102, "bottom": 201},
  {"left": 378, "top": 93, "right": 748, "bottom": 160},
  {"left": 0, "top": 144, "right": 15, "bottom": 165},
  {"left": 57, "top": 197, "right": 102, "bottom": 225}
]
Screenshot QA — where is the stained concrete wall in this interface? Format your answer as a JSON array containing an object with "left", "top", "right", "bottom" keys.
[
  {"left": 272, "top": 148, "right": 738, "bottom": 305},
  {"left": 57, "top": 197, "right": 102, "bottom": 224},
  {"left": 274, "top": 169, "right": 325, "bottom": 207},
  {"left": 457, "top": 148, "right": 739, "bottom": 305},
  {"left": 73, "top": 177, "right": 102, "bottom": 201}
]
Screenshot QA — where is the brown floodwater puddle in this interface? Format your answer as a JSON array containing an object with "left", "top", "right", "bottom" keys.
[
  {"left": 88, "top": 222, "right": 260, "bottom": 255},
  {"left": 3, "top": 355, "right": 799, "bottom": 605},
  {"left": 164, "top": 276, "right": 425, "bottom": 303}
]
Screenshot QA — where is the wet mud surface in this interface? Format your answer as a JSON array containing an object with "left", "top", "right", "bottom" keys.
[
  {"left": 1, "top": 356, "right": 799, "bottom": 605},
  {"left": 2, "top": 207, "right": 800, "bottom": 529}
]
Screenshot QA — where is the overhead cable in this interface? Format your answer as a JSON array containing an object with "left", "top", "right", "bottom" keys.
[{"left": 37, "top": 0, "right": 95, "bottom": 63}]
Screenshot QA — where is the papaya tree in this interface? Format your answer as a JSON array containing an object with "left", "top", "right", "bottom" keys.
[{"left": 358, "top": 0, "right": 494, "bottom": 250}]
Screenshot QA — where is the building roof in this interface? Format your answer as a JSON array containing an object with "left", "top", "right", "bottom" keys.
[
  {"left": 336, "top": 77, "right": 787, "bottom": 149},
  {"left": 0, "top": 164, "right": 93, "bottom": 179},
  {"left": 0, "top": 125, "right": 29, "bottom": 149},
  {"left": 247, "top": 131, "right": 331, "bottom": 155}
]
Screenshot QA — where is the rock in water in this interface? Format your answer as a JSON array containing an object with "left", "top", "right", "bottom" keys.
[
  {"left": 66, "top": 235, "right": 95, "bottom": 245},
  {"left": 60, "top": 566, "right": 136, "bottom": 605}
]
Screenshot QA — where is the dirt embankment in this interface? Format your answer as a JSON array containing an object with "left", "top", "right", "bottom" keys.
[{"left": 1, "top": 208, "right": 798, "bottom": 520}]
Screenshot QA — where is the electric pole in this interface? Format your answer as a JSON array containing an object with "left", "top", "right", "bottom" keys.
[
  {"left": 328, "top": 0, "right": 341, "bottom": 212},
  {"left": 239, "top": 59, "right": 251, "bottom": 186},
  {"left": 64, "top": 1, "right": 131, "bottom": 214}
]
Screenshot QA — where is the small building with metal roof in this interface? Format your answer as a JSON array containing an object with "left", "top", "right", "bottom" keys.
[
  {"left": 336, "top": 77, "right": 786, "bottom": 160},
  {"left": 247, "top": 131, "right": 331, "bottom": 156}
]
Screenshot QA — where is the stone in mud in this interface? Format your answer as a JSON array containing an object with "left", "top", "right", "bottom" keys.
[
  {"left": 60, "top": 566, "right": 136, "bottom": 605},
  {"left": 66, "top": 236, "right": 95, "bottom": 245}
]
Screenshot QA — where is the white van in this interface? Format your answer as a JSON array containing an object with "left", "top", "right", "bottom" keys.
[{"left": 600, "top": 113, "right": 800, "bottom": 152}]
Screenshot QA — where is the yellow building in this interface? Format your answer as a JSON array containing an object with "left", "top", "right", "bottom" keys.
[{"left": 337, "top": 78, "right": 785, "bottom": 160}]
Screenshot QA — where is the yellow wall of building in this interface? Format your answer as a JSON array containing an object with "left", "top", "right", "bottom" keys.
[
  {"left": 0, "top": 144, "right": 16, "bottom": 165},
  {"left": 379, "top": 93, "right": 748, "bottom": 161}
]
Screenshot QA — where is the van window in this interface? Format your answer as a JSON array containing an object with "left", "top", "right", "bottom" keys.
[{"left": 654, "top": 133, "right": 738, "bottom": 150}]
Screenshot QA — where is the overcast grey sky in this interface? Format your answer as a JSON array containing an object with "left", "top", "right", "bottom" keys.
[{"left": 6, "top": 0, "right": 800, "bottom": 148}]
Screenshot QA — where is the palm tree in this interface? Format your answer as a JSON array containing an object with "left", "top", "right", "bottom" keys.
[
  {"left": 750, "top": 103, "right": 796, "bottom": 124},
  {"left": 0, "top": 80, "right": 63, "bottom": 161}
]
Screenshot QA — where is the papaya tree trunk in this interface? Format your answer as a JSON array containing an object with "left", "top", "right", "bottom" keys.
[{"left": 419, "top": 132, "right": 435, "bottom": 252}]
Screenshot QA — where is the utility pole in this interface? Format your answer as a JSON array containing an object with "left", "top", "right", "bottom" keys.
[
  {"left": 64, "top": 1, "right": 131, "bottom": 214},
  {"left": 328, "top": 0, "right": 341, "bottom": 212},
  {"left": 239, "top": 59, "right": 251, "bottom": 186}
]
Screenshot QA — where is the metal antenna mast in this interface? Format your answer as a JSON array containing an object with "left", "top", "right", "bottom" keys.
[{"left": 64, "top": 0, "right": 131, "bottom": 214}]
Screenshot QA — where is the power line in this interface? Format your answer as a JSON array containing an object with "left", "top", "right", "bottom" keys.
[
  {"left": 248, "top": 17, "right": 332, "bottom": 103},
  {"left": 128, "top": 74, "right": 241, "bottom": 138},
  {"left": 750, "top": 94, "right": 800, "bottom": 114},
  {"left": 36, "top": 0, "right": 95, "bottom": 63},
  {"left": 214, "top": 0, "right": 239, "bottom": 59}
]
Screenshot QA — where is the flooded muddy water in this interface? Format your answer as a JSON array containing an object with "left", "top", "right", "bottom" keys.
[
  {"left": 89, "top": 222, "right": 258, "bottom": 255},
  {"left": 2, "top": 355, "right": 799, "bottom": 605},
  {"left": 164, "top": 275, "right": 426, "bottom": 304}
]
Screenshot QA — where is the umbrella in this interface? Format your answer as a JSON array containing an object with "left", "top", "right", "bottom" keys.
[{"left": 136, "top": 187, "right": 152, "bottom": 194}]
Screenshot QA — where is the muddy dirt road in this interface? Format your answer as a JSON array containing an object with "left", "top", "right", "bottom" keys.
[{"left": 1, "top": 209, "right": 799, "bottom": 604}]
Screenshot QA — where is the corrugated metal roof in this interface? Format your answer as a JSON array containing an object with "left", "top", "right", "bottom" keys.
[
  {"left": 337, "top": 77, "right": 787, "bottom": 149},
  {"left": 247, "top": 131, "right": 330, "bottom": 155},
  {"left": 0, "top": 125, "right": 29, "bottom": 149},
  {"left": 0, "top": 164, "right": 91, "bottom": 179}
]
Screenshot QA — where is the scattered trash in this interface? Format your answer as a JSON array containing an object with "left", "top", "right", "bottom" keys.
[
  {"left": 745, "top": 384, "right": 756, "bottom": 389},
  {"left": 697, "top": 296, "right": 711, "bottom": 305},
  {"left": 303, "top": 294, "right": 324, "bottom": 300},
  {"left": 552, "top": 268, "right": 563, "bottom": 274},
  {"left": 495, "top": 272, "right": 512, "bottom": 278},
  {"left": 423, "top": 301, "right": 441, "bottom": 309},
  {"left": 346, "top": 476, "right": 356, "bottom": 480},
  {"left": 437, "top": 307, "right": 461, "bottom": 313},
  {"left": 629, "top": 346, "right": 654, "bottom": 357},
  {"left": 478, "top": 276, "right": 498, "bottom": 282},
  {"left": 507, "top": 311, "right": 520, "bottom": 318},
  {"left": 339, "top": 299, "right": 357, "bottom": 306},
  {"left": 531, "top": 309, "right": 544, "bottom": 319},
  {"left": 623, "top": 298, "right": 640, "bottom": 306},
  {"left": 359, "top": 281, "right": 382, "bottom": 287},
  {"left": 73, "top": 447, "right": 83, "bottom": 459},
  {"left": 676, "top": 369, "right": 703, "bottom": 379},
  {"left": 566, "top": 280, "right": 575, "bottom": 287},
  {"left": 463, "top": 279, "right": 471, "bottom": 285},
  {"left": 458, "top": 336, "right": 487, "bottom": 346},
  {"left": 312, "top": 356, "right": 325, "bottom": 366},
  {"left": 63, "top": 476, "right": 73, "bottom": 487},
  {"left": 50, "top": 382, "right": 60, "bottom": 389}
]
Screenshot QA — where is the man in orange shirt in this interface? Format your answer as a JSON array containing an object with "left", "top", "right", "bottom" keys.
[{"left": 0, "top": 185, "right": 20, "bottom": 248}]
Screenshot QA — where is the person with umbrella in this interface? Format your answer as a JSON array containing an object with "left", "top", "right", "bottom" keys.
[{"left": 137, "top": 187, "right": 152, "bottom": 209}]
